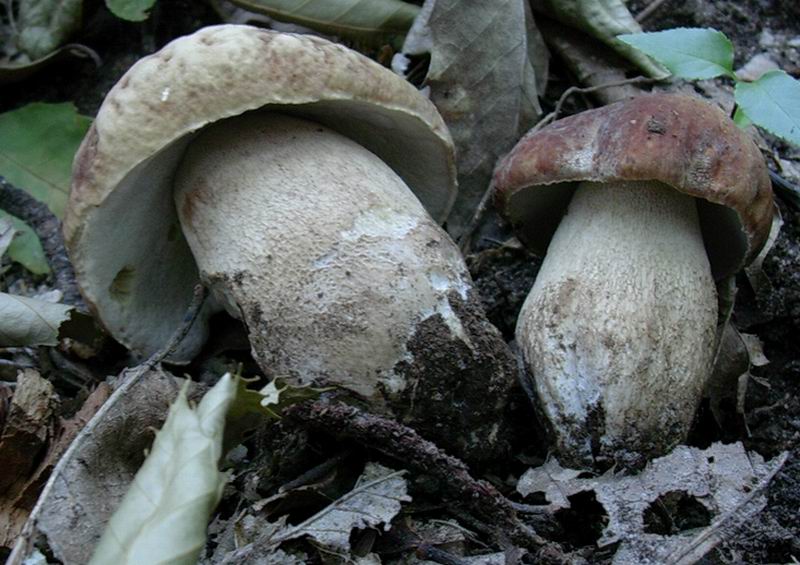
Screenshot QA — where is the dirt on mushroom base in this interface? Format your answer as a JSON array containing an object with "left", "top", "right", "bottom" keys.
[{"left": 387, "top": 289, "right": 518, "bottom": 467}]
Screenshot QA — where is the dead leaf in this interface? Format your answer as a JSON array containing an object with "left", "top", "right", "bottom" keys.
[
  {"left": 0, "top": 370, "right": 59, "bottom": 549},
  {"left": 0, "top": 292, "right": 75, "bottom": 347},
  {"left": 517, "top": 442, "right": 786, "bottom": 564},
  {"left": 532, "top": 0, "right": 668, "bottom": 79},
  {"left": 89, "top": 374, "right": 236, "bottom": 565},
  {"left": 400, "top": 0, "right": 546, "bottom": 238},
  {"left": 275, "top": 462, "right": 410, "bottom": 552},
  {"left": 745, "top": 206, "right": 783, "bottom": 295},
  {"left": 8, "top": 367, "right": 190, "bottom": 565},
  {"left": 0, "top": 379, "right": 109, "bottom": 550}
]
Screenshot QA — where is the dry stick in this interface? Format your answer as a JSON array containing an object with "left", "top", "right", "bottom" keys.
[
  {"left": 0, "top": 175, "right": 84, "bottom": 308},
  {"left": 416, "top": 544, "right": 469, "bottom": 565},
  {"left": 145, "top": 283, "right": 208, "bottom": 368},
  {"left": 457, "top": 76, "right": 655, "bottom": 256},
  {"left": 285, "top": 400, "right": 555, "bottom": 555}
]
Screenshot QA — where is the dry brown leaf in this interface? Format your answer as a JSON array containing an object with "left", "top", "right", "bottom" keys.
[{"left": 401, "top": 0, "right": 546, "bottom": 238}]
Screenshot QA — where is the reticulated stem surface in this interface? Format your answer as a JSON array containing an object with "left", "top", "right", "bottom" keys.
[{"left": 517, "top": 180, "right": 718, "bottom": 465}]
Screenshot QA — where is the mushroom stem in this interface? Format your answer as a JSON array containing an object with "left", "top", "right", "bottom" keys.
[
  {"left": 174, "top": 112, "right": 474, "bottom": 397},
  {"left": 517, "top": 180, "right": 718, "bottom": 465}
]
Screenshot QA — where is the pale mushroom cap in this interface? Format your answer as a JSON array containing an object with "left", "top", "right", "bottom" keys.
[
  {"left": 66, "top": 25, "right": 457, "bottom": 359},
  {"left": 494, "top": 93, "right": 773, "bottom": 280}
]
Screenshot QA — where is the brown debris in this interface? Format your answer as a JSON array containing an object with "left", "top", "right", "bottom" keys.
[{"left": 0, "top": 371, "right": 110, "bottom": 550}]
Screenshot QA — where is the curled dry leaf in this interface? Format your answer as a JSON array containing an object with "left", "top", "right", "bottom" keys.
[{"left": 532, "top": 0, "right": 668, "bottom": 79}]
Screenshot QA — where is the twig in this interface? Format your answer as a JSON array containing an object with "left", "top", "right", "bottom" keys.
[
  {"left": 535, "top": 76, "right": 656, "bottom": 135},
  {"left": 285, "top": 399, "right": 556, "bottom": 555},
  {"left": 278, "top": 450, "right": 352, "bottom": 493},
  {"left": 769, "top": 169, "right": 800, "bottom": 209},
  {"left": 636, "top": 0, "right": 673, "bottom": 23},
  {"left": 144, "top": 283, "right": 208, "bottom": 369},
  {"left": 0, "top": 175, "right": 84, "bottom": 308},
  {"left": 664, "top": 451, "right": 788, "bottom": 564}
]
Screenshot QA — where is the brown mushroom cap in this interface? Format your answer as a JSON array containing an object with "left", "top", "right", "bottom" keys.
[
  {"left": 66, "top": 25, "right": 457, "bottom": 360},
  {"left": 494, "top": 93, "right": 773, "bottom": 280}
]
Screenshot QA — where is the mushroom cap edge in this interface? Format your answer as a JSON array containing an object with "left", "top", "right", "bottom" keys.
[{"left": 493, "top": 93, "right": 773, "bottom": 280}]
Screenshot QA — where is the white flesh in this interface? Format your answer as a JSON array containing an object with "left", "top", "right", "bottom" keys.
[
  {"left": 173, "top": 113, "right": 473, "bottom": 399},
  {"left": 517, "top": 180, "right": 718, "bottom": 463}
]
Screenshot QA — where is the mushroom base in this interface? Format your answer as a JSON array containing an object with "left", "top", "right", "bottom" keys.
[{"left": 518, "top": 180, "right": 718, "bottom": 467}]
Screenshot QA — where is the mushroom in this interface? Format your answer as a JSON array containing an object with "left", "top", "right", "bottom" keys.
[
  {"left": 493, "top": 94, "right": 773, "bottom": 466},
  {"left": 66, "top": 25, "right": 515, "bottom": 463}
]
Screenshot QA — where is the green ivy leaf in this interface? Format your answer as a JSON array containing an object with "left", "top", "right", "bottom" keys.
[
  {"left": 105, "top": 0, "right": 157, "bottom": 21},
  {"left": 226, "top": 0, "right": 419, "bottom": 44},
  {"left": 618, "top": 28, "right": 735, "bottom": 80},
  {"left": 735, "top": 70, "right": 800, "bottom": 147},
  {"left": 0, "top": 102, "right": 91, "bottom": 273},
  {"left": 224, "top": 376, "right": 326, "bottom": 448}
]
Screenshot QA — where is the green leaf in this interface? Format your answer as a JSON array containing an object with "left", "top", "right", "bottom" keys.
[
  {"left": 733, "top": 106, "right": 752, "bottom": 129},
  {"left": 735, "top": 70, "right": 800, "bottom": 147},
  {"left": 105, "top": 0, "right": 157, "bottom": 22},
  {"left": 0, "top": 213, "right": 49, "bottom": 274},
  {"left": 224, "top": 377, "right": 325, "bottom": 448},
  {"left": 0, "top": 103, "right": 91, "bottom": 217},
  {"left": 225, "top": 0, "right": 419, "bottom": 43},
  {"left": 0, "top": 102, "right": 91, "bottom": 272},
  {"left": 618, "top": 28, "right": 735, "bottom": 80},
  {"left": 0, "top": 292, "right": 75, "bottom": 346},
  {"left": 89, "top": 373, "right": 237, "bottom": 565}
]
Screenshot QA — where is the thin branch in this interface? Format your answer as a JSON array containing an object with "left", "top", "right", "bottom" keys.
[
  {"left": 144, "top": 283, "right": 208, "bottom": 368},
  {"left": 0, "top": 175, "right": 84, "bottom": 308},
  {"left": 286, "top": 399, "right": 560, "bottom": 556}
]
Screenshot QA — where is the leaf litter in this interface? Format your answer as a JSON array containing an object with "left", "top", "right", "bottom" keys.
[{"left": 517, "top": 442, "right": 787, "bottom": 564}]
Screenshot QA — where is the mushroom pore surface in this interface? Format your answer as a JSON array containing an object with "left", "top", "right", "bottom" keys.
[
  {"left": 173, "top": 112, "right": 477, "bottom": 399},
  {"left": 518, "top": 180, "right": 718, "bottom": 466}
]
